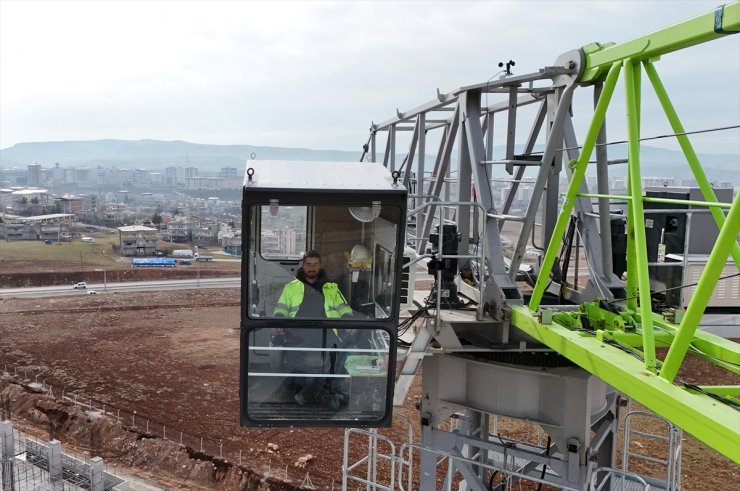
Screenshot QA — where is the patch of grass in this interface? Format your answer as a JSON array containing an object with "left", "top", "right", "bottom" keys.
[{"left": 0, "top": 235, "right": 120, "bottom": 266}]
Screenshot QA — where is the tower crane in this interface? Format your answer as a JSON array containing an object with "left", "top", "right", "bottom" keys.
[{"left": 241, "top": 4, "right": 739, "bottom": 489}]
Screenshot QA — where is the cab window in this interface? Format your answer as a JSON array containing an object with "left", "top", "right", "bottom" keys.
[
  {"left": 247, "top": 204, "right": 402, "bottom": 321},
  {"left": 259, "top": 205, "right": 307, "bottom": 260}
]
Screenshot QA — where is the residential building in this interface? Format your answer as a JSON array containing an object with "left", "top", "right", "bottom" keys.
[
  {"left": 0, "top": 213, "right": 74, "bottom": 241},
  {"left": 27, "top": 163, "right": 41, "bottom": 187},
  {"left": 103, "top": 205, "right": 133, "bottom": 227},
  {"left": 192, "top": 221, "right": 220, "bottom": 246},
  {"left": 0, "top": 188, "right": 51, "bottom": 215},
  {"left": 118, "top": 225, "right": 158, "bottom": 256},
  {"left": 164, "top": 166, "right": 199, "bottom": 188},
  {"left": 219, "top": 167, "right": 238, "bottom": 178},
  {"left": 49, "top": 163, "right": 65, "bottom": 185},
  {"left": 261, "top": 228, "right": 300, "bottom": 256},
  {"left": 168, "top": 219, "right": 192, "bottom": 242},
  {"left": 75, "top": 167, "right": 93, "bottom": 187},
  {"left": 186, "top": 176, "right": 221, "bottom": 190},
  {"left": 58, "top": 195, "right": 85, "bottom": 214},
  {"left": 219, "top": 228, "right": 242, "bottom": 255},
  {"left": 133, "top": 169, "right": 151, "bottom": 186}
]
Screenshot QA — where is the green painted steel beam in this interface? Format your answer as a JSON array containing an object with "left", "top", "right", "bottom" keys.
[
  {"left": 580, "top": 3, "right": 740, "bottom": 83},
  {"left": 606, "top": 321, "right": 740, "bottom": 375},
  {"left": 529, "top": 62, "right": 622, "bottom": 310},
  {"left": 510, "top": 305, "right": 740, "bottom": 464},
  {"left": 649, "top": 314, "right": 740, "bottom": 368},
  {"left": 642, "top": 196, "right": 733, "bottom": 209},
  {"left": 660, "top": 193, "right": 740, "bottom": 382},
  {"left": 551, "top": 302, "right": 739, "bottom": 372},
  {"left": 685, "top": 352, "right": 740, "bottom": 375},
  {"left": 571, "top": 193, "right": 632, "bottom": 201},
  {"left": 643, "top": 59, "right": 740, "bottom": 269},
  {"left": 568, "top": 193, "right": 733, "bottom": 209},
  {"left": 602, "top": 330, "right": 673, "bottom": 349},
  {"left": 625, "top": 172, "right": 638, "bottom": 311},
  {"left": 686, "top": 386, "right": 740, "bottom": 407},
  {"left": 624, "top": 59, "right": 657, "bottom": 373},
  {"left": 697, "top": 386, "right": 740, "bottom": 397}
]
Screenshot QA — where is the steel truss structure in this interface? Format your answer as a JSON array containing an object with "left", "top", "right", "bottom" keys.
[{"left": 365, "top": 3, "right": 739, "bottom": 489}]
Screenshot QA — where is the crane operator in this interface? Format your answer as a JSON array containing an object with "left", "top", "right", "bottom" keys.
[{"left": 272, "top": 250, "right": 353, "bottom": 408}]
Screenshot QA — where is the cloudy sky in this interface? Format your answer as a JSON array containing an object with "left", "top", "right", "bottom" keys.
[{"left": 1, "top": 0, "right": 738, "bottom": 155}]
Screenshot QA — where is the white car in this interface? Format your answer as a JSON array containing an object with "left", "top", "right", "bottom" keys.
[
  {"left": 87, "top": 290, "right": 98, "bottom": 295},
  {"left": 73, "top": 282, "right": 87, "bottom": 289}
]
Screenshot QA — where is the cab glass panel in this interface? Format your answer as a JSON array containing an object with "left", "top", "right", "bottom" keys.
[{"left": 241, "top": 202, "right": 403, "bottom": 426}]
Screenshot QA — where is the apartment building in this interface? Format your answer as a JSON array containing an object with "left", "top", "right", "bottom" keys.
[
  {"left": 0, "top": 213, "right": 74, "bottom": 241},
  {"left": 118, "top": 225, "right": 158, "bottom": 256},
  {"left": 192, "top": 221, "right": 220, "bottom": 246},
  {"left": 168, "top": 219, "right": 192, "bottom": 243},
  {"left": 57, "top": 195, "right": 85, "bottom": 214}
]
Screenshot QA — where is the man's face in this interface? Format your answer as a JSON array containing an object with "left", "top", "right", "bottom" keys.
[{"left": 302, "top": 256, "right": 321, "bottom": 283}]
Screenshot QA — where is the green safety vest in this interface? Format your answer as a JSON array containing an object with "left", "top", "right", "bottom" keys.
[{"left": 274, "top": 279, "right": 352, "bottom": 319}]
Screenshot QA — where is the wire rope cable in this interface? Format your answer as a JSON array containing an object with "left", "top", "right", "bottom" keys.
[
  {"left": 605, "top": 272, "right": 740, "bottom": 306},
  {"left": 520, "top": 123, "right": 740, "bottom": 156},
  {"left": 574, "top": 222, "right": 611, "bottom": 300}
]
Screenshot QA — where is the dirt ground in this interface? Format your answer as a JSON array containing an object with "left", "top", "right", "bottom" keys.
[
  {"left": 0, "top": 268, "right": 737, "bottom": 489},
  {"left": 0, "top": 256, "right": 241, "bottom": 288},
  {"left": 0, "top": 287, "right": 422, "bottom": 490}
]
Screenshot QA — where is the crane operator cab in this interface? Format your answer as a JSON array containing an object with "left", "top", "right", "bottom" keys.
[{"left": 240, "top": 160, "right": 407, "bottom": 427}]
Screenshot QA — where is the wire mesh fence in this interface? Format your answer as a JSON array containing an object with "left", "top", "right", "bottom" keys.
[
  {"left": 0, "top": 363, "right": 249, "bottom": 465},
  {"left": 1, "top": 420, "right": 127, "bottom": 490},
  {"left": 0, "top": 362, "right": 324, "bottom": 486}
]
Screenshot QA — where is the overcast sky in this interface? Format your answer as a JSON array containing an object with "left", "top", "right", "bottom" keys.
[{"left": 1, "top": 0, "right": 739, "bottom": 155}]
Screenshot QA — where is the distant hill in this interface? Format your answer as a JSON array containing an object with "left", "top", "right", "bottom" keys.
[
  {"left": 587, "top": 144, "right": 739, "bottom": 184},
  {"left": 0, "top": 139, "right": 363, "bottom": 172},
  {"left": 491, "top": 143, "right": 739, "bottom": 185},
  {"left": 1, "top": 138, "right": 738, "bottom": 184}
]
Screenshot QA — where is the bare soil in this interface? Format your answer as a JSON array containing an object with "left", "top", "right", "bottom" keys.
[
  {"left": 0, "top": 267, "right": 737, "bottom": 489},
  {"left": 0, "top": 288, "right": 422, "bottom": 490},
  {"left": 0, "top": 257, "right": 241, "bottom": 288}
]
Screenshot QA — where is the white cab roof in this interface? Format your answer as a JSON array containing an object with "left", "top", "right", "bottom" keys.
[{"left": 243, "top": 160, "right": 400, "bottom": 191}]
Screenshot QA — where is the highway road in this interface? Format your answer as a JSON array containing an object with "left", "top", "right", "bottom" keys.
[{"left": 0, "top": 277, "right": 241, "bottom": 298}]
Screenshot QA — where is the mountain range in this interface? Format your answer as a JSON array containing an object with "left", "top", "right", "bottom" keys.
[
  {"left": 0, "top": 139, "right": 362, "bottom": 171},
  {"left": 1, "top": 139, "right": 738, "bottom": 184}
]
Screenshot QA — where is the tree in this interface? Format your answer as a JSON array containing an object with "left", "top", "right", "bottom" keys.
[{"left": 152, "top": 212, "right": 163, "bottom": 225}]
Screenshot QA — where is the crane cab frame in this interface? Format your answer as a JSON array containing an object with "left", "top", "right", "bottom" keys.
[{"left": 239, "top": 160, "right": 407, "bottom": 427}]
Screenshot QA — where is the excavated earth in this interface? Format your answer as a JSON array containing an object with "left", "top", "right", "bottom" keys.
[
  {"left": 0, "top": 258, "right": 241, "bottom": 288},
  {"left": 0, "top": 265, "right": 737, "bottom": 489}
]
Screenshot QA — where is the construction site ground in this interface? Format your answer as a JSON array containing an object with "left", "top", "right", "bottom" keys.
[{"left": 0, "top": 261, "right": 738, "bottom": 490}]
